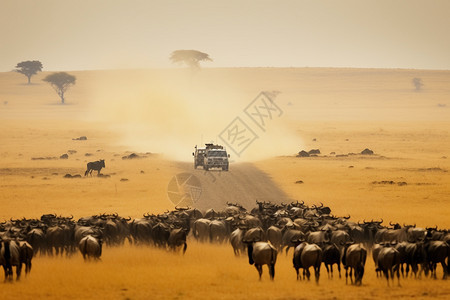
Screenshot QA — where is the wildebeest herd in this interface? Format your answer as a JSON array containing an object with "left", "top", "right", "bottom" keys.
[{"left": 0, "top": 200, "right": 449, "bottom": 285}]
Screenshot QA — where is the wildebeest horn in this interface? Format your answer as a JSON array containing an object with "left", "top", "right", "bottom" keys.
[
  {"left": 344, "top": 214, "right": 350, "bottom": 219},
  {"left": 320, "top": 202, "right": 324, "bottom": 208},
  {"left": 69, "top": 214, "right": 73, "bottom": 220},
  {"left": 390, "top": 221, "right": 394, "bottom": 226}
]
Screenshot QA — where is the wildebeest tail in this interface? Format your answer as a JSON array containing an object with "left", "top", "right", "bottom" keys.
[
  {"left": 183, "top": 242, "right": 187, "bottom": 254},
  {"left": 271, "top": 247, "right": 276, "bottom": 264},
  {"left": 192, "top": 222, "right": 198, "bottom": 239},
  {"left": 83, "top": 237, "right": 88, "bottom": 256},
  {"left": 315, "top": 250, "right": 322, "bottom": 268},
  {"left": 247, "top": 243, "right": 254, "bottom": 265},
  {"left": 4, "top": 240, "right": 11, "bottom": 269},
  {"left": 342, "top": 246, "right": 348, "bottom": 266},
  {"left": 446, "top": 243, "right": 450, "bottom": 274},
  {"left": 269, "top": 249, "right": 276, "bottom": 279},
  {"left": 358, "top": 247, "right": 365, "bottom": 280}
]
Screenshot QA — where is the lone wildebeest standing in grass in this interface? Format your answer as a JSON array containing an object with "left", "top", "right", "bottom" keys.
[
  {"left": 244, "top": 240, "right": 278, "bottom": 280},
  {"left": 79, "top": 235, "right": 102, "bottom": 260},
  {"left": 84, "top": 159, "right": 105, "bottom": 176}
]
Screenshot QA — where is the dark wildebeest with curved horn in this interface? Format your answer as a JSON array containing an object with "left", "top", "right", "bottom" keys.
[{"left": 84, "top": 159, "right": 105, "bottom": 176}]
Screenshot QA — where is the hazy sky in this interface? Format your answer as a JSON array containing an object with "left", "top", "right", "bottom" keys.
[{"left": 1, "top": 0, "right": 449, "bottom": 71}]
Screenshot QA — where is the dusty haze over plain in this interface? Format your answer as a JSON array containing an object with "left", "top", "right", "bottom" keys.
[{"left": 1, "top": 0, "right": 450, "bottom": 71}]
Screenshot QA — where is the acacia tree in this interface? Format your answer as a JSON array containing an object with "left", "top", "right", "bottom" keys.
[
  {"left": 15, "top": 60, "right": 43, "bottom": 84},
  {"left": 170, "top": 50, "right": 212, "bottom": 71},
  {"left": 43, "top": 72, "right": 76, "bottom": 104}
]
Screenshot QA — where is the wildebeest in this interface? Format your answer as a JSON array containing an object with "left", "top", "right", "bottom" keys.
[
  {"left": 342, "top": 243, "right": 367, "bottom": 285},
  {"left": 423, "top": 239, "right": 449, "bottom": 279},
  {"left": 79, "top": 235, "right": 102, "bottom": 260},
  {"left": 322, "top": 243, "right": 341, "bottom": 278},
  {"left": 266, "top": 226, "right": 282, "bottom": 251},
  {"left": 403, "top": 241, "right": 427, "bottom": 278},
  {"left": 372, "top": 243, "right": 383, "bottom": 277},
  {"left": 209, "top": 219, "right": 229, "bottom": 244},
  {"left": 293, "top": 241, "right": 322, "bottom": 283},
  {"left": 84, "top": 159, "right": 105, "bottom": 176},
  {"left": 230, "top": 227, "right": 246, "bottom": 256},
  {"left": 244, "top": 240, "right": 278, "bottom": 280},
  {"left": 18, "top": 241, "right": 33, "bottom": 275},
  {"left": 168, "top": 227, "right": 188, "bottom": 254},
  {"left": 377, "top": 245, "right": 401, "bottom": 286},
  {"left": 192, "top": 218, "right": 211, "bottom": 243},
  {"left": 243, "top": 227, "right": 266, "bottom": 243},
  {"left": 26, "top": 227, "right": 46, "bottom": 256},
  {"left": 282, "top": 228, "right": 305, "bottom": 255},
  {"left": 0, "top": 240, "right": 22, "bottom": 280}
]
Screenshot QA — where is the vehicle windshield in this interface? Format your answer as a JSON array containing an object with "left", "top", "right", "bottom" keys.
[{"left": 207, "top": 150, "right": 227, "bottom": 157}]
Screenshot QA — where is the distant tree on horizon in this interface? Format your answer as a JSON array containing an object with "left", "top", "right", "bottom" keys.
[
  {"left": 15, "top": 60, "right": 43, "bottom": 84},
  {"left": 43, "top": 72, "right": 76, "bottom": 104},
  {"left": 412, "top": 77, "right": 423, "bottom": 91},
  {"left": 169, "top": 50, "right": 212, "bottom": 71}
]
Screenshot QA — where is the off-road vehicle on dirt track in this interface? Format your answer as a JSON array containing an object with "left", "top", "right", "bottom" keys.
[{"left": 193, "top": 143, "right": 230, "bottom": 171}]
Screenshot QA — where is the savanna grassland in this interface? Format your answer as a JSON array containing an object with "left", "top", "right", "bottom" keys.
[{"left": 0, "top": 68, "right": 449, "bottom": 299}]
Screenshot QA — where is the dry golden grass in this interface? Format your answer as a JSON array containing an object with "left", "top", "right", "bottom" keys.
[
  {"left": 1, "top": 68, "right": 449, "bottom": 298},
  {"left": 255, "top": 121, "right": 450, "bottom": 228},
  {"left": 0, "top": 242, "right": 449, "bottom": 300}
]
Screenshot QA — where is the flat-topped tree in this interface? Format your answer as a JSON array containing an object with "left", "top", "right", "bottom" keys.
[
  {"left": 170, "top": 50, "right": 212, "bottom": 72},
  {"left": 15, "top": 60, "right": 43, "bottom": 84},
  {"left": 43, "top": 72, "right": 76, "bottom": 104}
]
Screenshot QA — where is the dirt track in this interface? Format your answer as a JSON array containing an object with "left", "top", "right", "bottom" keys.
[{"left": 175, "top": 162, "right": 290, "bottom": 211}]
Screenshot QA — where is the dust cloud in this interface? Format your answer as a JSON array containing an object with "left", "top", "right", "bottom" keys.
[{"left": 84, "top": 69, "right": 303, "bottom": 161}]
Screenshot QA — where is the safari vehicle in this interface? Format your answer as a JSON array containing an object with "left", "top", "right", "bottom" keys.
[{"left": 193, "top": 143, "right": 230, "bottom": 171}]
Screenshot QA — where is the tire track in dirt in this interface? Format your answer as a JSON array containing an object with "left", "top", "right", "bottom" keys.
[{"left": 175, "top": 162, "right": 290, "bottom": 211}]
